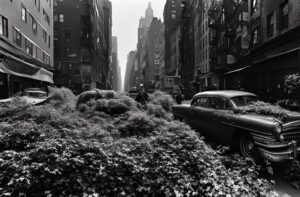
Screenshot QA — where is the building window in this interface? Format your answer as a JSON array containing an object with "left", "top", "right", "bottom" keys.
[
  {"left": 54, "top": 28, "right": 59, "bottom": 40},
  {"left": 80, "top": 49, "right": 91, "bottom": 62},
  {"left": 43, "top": 52, "right": 49, "bottom": 64},
  {"left": 267, "top": 12, "right": 274, "bottom": 37},
  {"left": 43, "top": 9, "right": 50, "bottom": 25},
  {"left": 34, "top": 0, "right": 40, "bottom": 11},
  {"left": 54, "top": 12, "right": 58, "bottom": 22},
  {"left": 42, "top": 28, "right": 47, "bottom": 43},
  {"left": 31, "top": 14, "right": 37, "bottom": 35},
  {"left": 252, "top": 0, "right": 259, "bottom": 16},
  {"left": 0, "top": 16, "right": 8, "bottom": 38},
  {"left": 59, "top": 14, "right": 64, "bottom": 22},
  {"left": 21, "top": 5, "right": 27, "bottom": 22},
  {"left": 81, "top": 65, "right": 91, "bottom": 84},
  {"left": 65, "top": 47, "right": 71, "bottom": 57},
  {"left": 171, "top": 13, "right": 176, "bottom": 20},
  {"left": 48, "top": 35, "right": 51, "bottom": 48},
  {"left": 252, "top": 27, "right": 259, "bottom": 45},
  {"left": 280, "top": 0, "right": 288, "bottom": 29},
  {"left": 25, "top": 38, "right": 33, "bottom": 55},
  {"left": 65, "top": 30, "right": 71, "bottom": 43},
  {"left": 12, "top": 27, "right": 21, "bottom": 47}
]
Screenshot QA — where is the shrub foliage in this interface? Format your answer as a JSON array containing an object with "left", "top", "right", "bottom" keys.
[
  {"left": 234, "top": 101, "right": 290, "bottom": 120},
  {"left": 0, "top": 88, "right": 278, "bottom": 196}
]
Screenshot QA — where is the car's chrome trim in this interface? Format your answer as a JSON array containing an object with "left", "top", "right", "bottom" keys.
[
  {"left": 257, "top": 141, "right": 299, "bottom": 162},
  {"left": 254, "top": 141, "right": 290, "bottom": 149}
]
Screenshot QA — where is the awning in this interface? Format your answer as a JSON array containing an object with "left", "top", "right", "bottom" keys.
[
  {"left": 223, "top": 65, "right": 252, "bottom": 75},
  {"left": 0, "top": 62, "right": 53, "bottom": 83}
]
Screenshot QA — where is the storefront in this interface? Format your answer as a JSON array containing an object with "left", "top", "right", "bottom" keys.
[
  {"left": 0, "top": 58, "right": 53, "bottom": 99},
  {"left": 223, "top": 48, "right": 300, "bottom": 102}
]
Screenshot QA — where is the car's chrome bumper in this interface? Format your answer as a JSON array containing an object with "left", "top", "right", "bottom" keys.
[{"left": 255, "top": 141, "right": 299, "bottom": 162}]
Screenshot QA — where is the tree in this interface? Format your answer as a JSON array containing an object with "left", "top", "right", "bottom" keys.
[{"left": 285, "top": 73, "right": 300, "bottom": 94}]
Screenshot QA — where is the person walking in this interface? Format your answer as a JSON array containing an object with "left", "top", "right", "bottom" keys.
[{"left": 175, "top": 90, "right": 184, "bottom": 104}]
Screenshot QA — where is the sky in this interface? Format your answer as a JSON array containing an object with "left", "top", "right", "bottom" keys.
[{"left": 111, "top": 0, "right": 166, "bottom": 91}]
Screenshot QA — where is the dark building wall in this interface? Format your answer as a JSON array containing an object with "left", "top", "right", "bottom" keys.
[
  {"left": 164, "top": 0, "right": 183, "bottom": 75},
  {"left": 223, "top": 0, "right": 300, "bottom": 101},
  {"left": 180, "top": 0, "right": 195, "bottom": 98},
  {"left": 54, "top": 0, "right": 107, "bottom": 94},
  {"left": 102, "top": 0, "right": 112, "bottom": 88}
]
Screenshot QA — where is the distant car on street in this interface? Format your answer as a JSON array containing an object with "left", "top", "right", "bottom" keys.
[
  {"left": 172, "top": 90, "right": 300, "bottom": 162},
  {"left": 127, "top": 89, "right": 139, "bottom": 99},
  {"left": 0, "top": 88, "right": 49, "bottom": 105}
]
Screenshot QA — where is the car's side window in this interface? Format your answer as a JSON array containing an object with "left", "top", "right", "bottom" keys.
[
  {"left": 192, "top": 97, "right": 208, "bottom": 107},
  {"left": 207, "top": 97, "right": 225, "bottom": 109},
  {"left": 198, "top": 97, "right": 208, "bottom": 107},
  {"left": 226, "top": 100, "right": 235, "bottom": 109},
  {"left": 214, "top": 97, "right": 226, "bottom": 109},
  {"left": 191, "top": 98, "right": 199, "bottom": 106}
]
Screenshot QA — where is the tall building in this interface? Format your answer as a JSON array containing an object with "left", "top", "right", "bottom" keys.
[
  {"left": 145, "top": 2, "right": 154, "bottom": 28},
  {"left": 124, "top": 50, "right": 136, "bottom": 92},
  {"left": 53, "top": 0, "right": 110, "bottom": 94},
  {"left": 163, "top": 0, "right": 183, "bottom": 75},
  {"left": 209, "top": 0, "right": 300, "bottom": 101},
  {"left": 111, "top": 36, "right": 120, "bottom": 91},
  {"left": 117, "top": 65, "right": 122, "bottom": 91},
  {"left": 179, "top": 0, "right": 196, "bottom": 98},
  {"left": 141, "top": 17, "right": 164, "bottom": 90},
  {"left": 192, "top": 0, "right": 219, "bottom": 92},
  {"left": 0, "top": 0, "right": 54, "bottom": 99},
  {"left": 102, "top": 0, "right": 112, "bottom": 89}
]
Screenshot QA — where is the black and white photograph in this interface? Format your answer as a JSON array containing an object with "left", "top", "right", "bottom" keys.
[{"left": 1, "top": 0, "right": 300, "bottom": 196}]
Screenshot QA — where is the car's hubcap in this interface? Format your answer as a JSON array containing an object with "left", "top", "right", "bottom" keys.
[{"left": 241, "top": 135, "right": 256, "bottom": 157}]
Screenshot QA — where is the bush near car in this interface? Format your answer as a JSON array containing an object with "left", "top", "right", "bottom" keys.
[{"left": 0, "top": 88, "right": 279, "bottom": 196}]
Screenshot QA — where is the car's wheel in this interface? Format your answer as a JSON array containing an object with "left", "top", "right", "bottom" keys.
[
  {"left": 239, "top": 133, "right": 259, "bottom": 159},
  {"left": 173, "top": 115, "right": 183, "bottom": 121}
]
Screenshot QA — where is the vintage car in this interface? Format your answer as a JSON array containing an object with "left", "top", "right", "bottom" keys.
[
  {"left": 127, "top": 89, "right": 139, "bottom": 99},
  {"left": 0, "top": 88, "right": 49, "bottom": 105},
  {"left": 172, "top": 90, "right": 300, "bottom": 162}
]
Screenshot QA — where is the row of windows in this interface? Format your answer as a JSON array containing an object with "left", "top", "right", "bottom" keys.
[
  {"left": 0, "top": 15, "right": 8, "bottom": 38},
  {"left": 20, "top": 5, "right": 51, "bottom": 48},
  {"left": 251, "top": 0, "right": 289, "bottom": 46},
  {"left": 11, "top": 27, "right": 50, "bottom": 64},
  {"left": 21, "top": 3, "right": 50, "bottom": 26},
  {"left": 54, "top": 12, "right": 64, "bottom": 23}
]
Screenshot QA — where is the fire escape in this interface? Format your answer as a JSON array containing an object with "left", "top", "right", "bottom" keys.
[{"left": 208, "top": 0, "right": 248, "bottom": 72}]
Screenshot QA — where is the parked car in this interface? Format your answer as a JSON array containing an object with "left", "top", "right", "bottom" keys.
[
  {"left": 127, "top": 89, "right": 139, "bottom": 99},
  {"left": 0, "top": 88, "right": 49, "bottom": 105},
  {"left": 172, "top": 90, "right": 300, "bottom": 162}
]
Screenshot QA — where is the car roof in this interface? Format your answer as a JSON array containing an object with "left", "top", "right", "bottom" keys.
[{"left": 193, "top": 90, "right": 257, "bottom": 99}]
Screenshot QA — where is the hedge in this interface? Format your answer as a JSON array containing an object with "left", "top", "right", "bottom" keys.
[{"left": 0, "top": 88, "right": 278, "bottom": 196}]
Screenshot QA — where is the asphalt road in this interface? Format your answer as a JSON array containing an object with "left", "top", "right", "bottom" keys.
[
  {"left": 205, "top": 140, "right": 300, "bottom": 197},
  {"left": 271, "top": 164, "right": 300, "bottom": 197}
]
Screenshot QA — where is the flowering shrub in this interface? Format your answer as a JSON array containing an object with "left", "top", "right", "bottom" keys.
[
  {"left": 234, "top": 101, "right": 290, "bottom": 120},
  {"left": 285, "top": 73, "right": 300, "bottom": 93},
  {"left": 148, "top": 91, "right": 175, "bottom": 112},
  {"left": 0, "top": 88, "right": 278, "bottom": 196},
  {"left": 146, "top": 103, "right": 172, "bottom": 120}
]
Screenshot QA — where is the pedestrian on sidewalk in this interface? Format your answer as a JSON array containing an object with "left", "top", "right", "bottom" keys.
[{"left": 175, "top": 89, "right": 184, "bottom": 104}]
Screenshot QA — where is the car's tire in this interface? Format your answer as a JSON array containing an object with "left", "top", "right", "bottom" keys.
[
  {"left": 238, "top": 133, "right": 259, "bottom": 160},
  {"left": 173, "top": 115, "right": 183, "bottom": 121}
]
